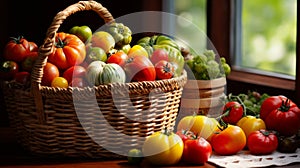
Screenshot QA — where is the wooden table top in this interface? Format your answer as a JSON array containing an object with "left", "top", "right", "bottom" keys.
[{"left": 0, "top": 127, "right": 299, "bottom": 168}]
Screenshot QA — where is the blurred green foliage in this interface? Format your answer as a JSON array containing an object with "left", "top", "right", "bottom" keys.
[{"left": 242, "top": 0, "right": 297, "bottom": 76}]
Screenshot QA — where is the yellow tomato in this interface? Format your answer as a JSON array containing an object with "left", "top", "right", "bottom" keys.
[
  {"left": 142, "top": 129, "right": 183, "bottom": 166},
  {"left": 51, "top": 76, "right": 69, "bottom": 88},
  {"left": 177, "top": 115, "right": 219, "bottom": 141},
  {"left": 127, "top": 45, "right": 149, "bottom": 58},
  {"left": 236, "top": 115, "right": 266, "bottom": 138}
]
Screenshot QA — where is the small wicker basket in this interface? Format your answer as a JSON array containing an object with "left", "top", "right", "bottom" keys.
[{"left": 2, "top": 0, "right": 187, "bottom": 158}]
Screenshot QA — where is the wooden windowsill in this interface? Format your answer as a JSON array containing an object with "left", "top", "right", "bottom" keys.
[{"left": 227, "top": 67, "right": 295, "bottom": 91}]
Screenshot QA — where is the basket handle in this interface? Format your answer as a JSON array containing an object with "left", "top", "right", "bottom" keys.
[{"left": 31, "top": 0, "right": 115, "bottom": 124}]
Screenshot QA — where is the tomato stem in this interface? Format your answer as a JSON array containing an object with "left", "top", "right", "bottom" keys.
[
  {"left": 55, "top": 36, "right": 66, "bottom": 48},
  {"left": 279, "top": 99, "right": 291, "bottom": 112}
]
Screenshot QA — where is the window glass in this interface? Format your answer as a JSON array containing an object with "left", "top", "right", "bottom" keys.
[
  {"left": 172, "top": 0, "right": 207, "bottom": 52},
  {"left": 241, "top": 0, "right": 297, "bottom": 76}
]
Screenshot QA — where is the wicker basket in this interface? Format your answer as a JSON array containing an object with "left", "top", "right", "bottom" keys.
[{"left": 3, "top": 0, "right": 187, "bottom": 158}]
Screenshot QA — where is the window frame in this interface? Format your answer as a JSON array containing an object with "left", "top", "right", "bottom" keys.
[{"left": 207, "top": 0, "right": 299, "bottom": 105}]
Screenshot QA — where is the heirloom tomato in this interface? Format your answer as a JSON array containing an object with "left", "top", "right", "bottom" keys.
[
  {"left": 150, "top": 48, "right": 169, "bottom": 65},
  {"left": 154, "top": 60, "right": 175, "bottom": 80},
  {"left": 106, "top": 51, "right": 128, "bottom": 67},
  {"left": 142, "top": 129, "right": 183, "bottom": 166},
  {"left": 41, "top": 62, "right": 59, "bottom": 86},
  {"left": 178, "top": 130, "right": 212, "bottom": 165},
  {"left": 69, "top": 25, "right": 92, "bottom": 43},
  {"left": 127, "top": 45, "right": 149, "bottom": 58},
  {"left": 29, "top": 41, "right": 38, "bottom": 52},
  {"left": 62, "top": 65, "right": 86, "bottom": 84},
  {"left": 86, "top": 47, "right": 107, "bottom": 63},
  {"left": 260, "top": 95, "right": 300, "bottom": 136},
  {"left": 260, "top": 95, "right": 294, "bottom": 120},
  {"left": 236, "top": 115, "right": 266, "bottom": 138},
  {"left": 176, "top": 115, "right": 219, "bottom": 141},
  {"left": 70, "top": 77, "right": 88, "bottom": 87},
  {"left": 211, "top": 124, "right": 246, "bottom": 155},
  {"left": 14, "top": 71, "right": 30, "bottom": 85},
  {"left": 264, "top": 98, "right": 300, "bottom": 136},
  {"left": 89, "top": 31, "right": 115, "bottom": 53},
  {"left": 277, "top": 136, "right": 298, "bottom": 153},
  {"left": 48, "top": 32, "right": 86, "bottom": 70},
  {"left": 0, "top": 60, "right": 19, "bottom": 80},
  {"left": 123, "top": 56, "right": 156, "bottom": 82},
  {"left": 21, "top": 51, "right": 38, "bottom": 72},
  {"left": 221, "top": 101, "right": 244, "bottom": 125},
  {"left": 127, "top": 148, "right": 143, "bottom": 165},
  {"left": 51, "top": 77, "right": 69, "bottom": 88},
  {"left": 4, "top": 36, "right": 31, "bottom": 62},
  {"left": 247, "top": 129, "right": 278, "bottom": 155}
]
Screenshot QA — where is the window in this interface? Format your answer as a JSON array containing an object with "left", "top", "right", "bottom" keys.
[
  {"left": 207, "top": 0, "right": 299, "bottom": 104},
  {"left": 235, "top": 0, "right": 297, "bottom": 77},
  {"left": 164, "top": 0, "right": 207, "bottom": 53}
]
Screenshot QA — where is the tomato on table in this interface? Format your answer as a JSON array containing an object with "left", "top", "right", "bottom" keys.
[
  {"left": 177, "top": 130, "right": 212, "bottom": 165},
  {"left": 247, "top": 129, "right": 278, "bottom": 155},
  {"left": 211, "top": 124, "right": 246, "bottom": 155},
  {"left": 142, "top": 129, "right": 183, "bottom": 166},
  {"left": 236, "top": 115, "right": 266, "bottom": 138},
  {"left": 177, "top": 115, "right": 219, "bottom": 141},
  {"left": 221, "top": 101, "right": 244, "bottom": 125},
  {"left": 261, "top": 96, "right": 300, "bottom": 136}
]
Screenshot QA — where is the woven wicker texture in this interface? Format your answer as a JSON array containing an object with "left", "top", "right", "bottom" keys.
[{"left": 3, "top": 0, "right": 187, "bottom": 158}]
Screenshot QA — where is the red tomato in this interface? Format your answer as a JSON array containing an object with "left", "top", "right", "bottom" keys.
[
  {"left": 211, "top": 125, "right": 246, "bottom": 155},
  {"left": 0, "top": 60, "right": 19, "bottom": 80},
  {"left": 29, "top": 41, "right": 38, "bottom": 52},
  {"left": 182, "top": 136, "right": 212, "bottom": 164},
  {"left": 106, "top": 51, "right": 128, "bottom": 67},
  {"left": 4, "top": 36, "right": 31, "bottom": 62},
  {"left": 70, "top": 77, "right": 88, "bottom": 87},
  {"left": 247, "top": 129, "right": 278, "bottom": 155},
  {"left": 14, "top": 71, "right": 31, "bottom": 85},
  {"left": 221, "top": 101, "right": 244, "bottom": 125},
  {"left": 48, "top": 32, "right": 86, "bottom": 70},
  {"left": 176, "top": 130, "right": 197, "bottom": 144},
  {"left": 62, "top": 65, "right": 86, "bottom": 84},
  {"left": 41, "top": 62, "right": 60, "bottom": 86},
  {"left": 150, "top": 48, "right": 169, "bottom": 65},
  {"left": 264, "top": 98, "right": 300, "bottom": 136},
  {"left": 155, "top": 60, "right": 175, "bottom": 80},
  {"left": 21, "top": 51, "right": 38, "bottom": 72},
  {"left": 123, "top": 56, "right": 156, "bottom": 82},
  {"left": 260, "top": 95, "right": 294, "bottom": 120}
]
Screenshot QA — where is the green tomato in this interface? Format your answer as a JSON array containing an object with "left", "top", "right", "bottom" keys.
[
  {"left": 87, "top": 47, "right": 107, "bottom": 62},
  {"left": 127, "top": 148, "right": 143, "bottom": 165},
  {"left": 69, "top": 25, "right": 92, "bottom": 43}
]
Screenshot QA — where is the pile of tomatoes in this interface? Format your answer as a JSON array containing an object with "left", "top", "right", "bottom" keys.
[
  {"left": 127, "top": 94, "right": 300, "bottom": 166},
  {"left": 0, "top": 36, "right": 38, "bottom": 86},
  {"left": 1, "top": 24, "right": 184, "bottom": 88}
]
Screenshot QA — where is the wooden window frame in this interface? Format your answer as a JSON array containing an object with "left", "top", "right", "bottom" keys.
[{"left": 207, "top": 0, "right": 299, "bottom": 104}]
